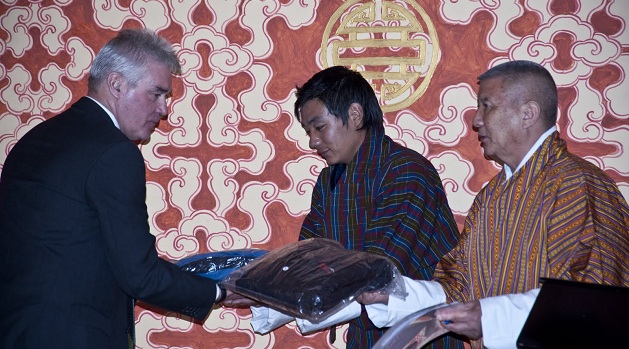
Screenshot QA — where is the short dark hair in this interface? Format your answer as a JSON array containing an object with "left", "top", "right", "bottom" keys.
[
  {"left": 294, "top": 66, "right": 384, "bottom": 132},
  {"left": 88, "top": 28, "right": 181, "bottom": 92},
  {"left": 478, "top": 60, "right": 558, "bottom": 126}
]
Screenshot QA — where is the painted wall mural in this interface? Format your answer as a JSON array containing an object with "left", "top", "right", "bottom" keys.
[{"left": 1, "top": 0, "right": 627, "bottom": 348}]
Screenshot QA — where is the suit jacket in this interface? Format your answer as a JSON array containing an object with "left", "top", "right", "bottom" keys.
[{"left": 0, "top": 97, "right": 218, "bottom": 349}]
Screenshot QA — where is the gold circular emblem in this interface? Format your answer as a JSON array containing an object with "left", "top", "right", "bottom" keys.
[{"left": 321, "top": 0, "right": 440, "bottom": 112}]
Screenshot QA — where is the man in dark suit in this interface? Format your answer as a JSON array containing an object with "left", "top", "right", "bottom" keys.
[{"left": 0, "top": 29, "right": 226, "bottom": 349}]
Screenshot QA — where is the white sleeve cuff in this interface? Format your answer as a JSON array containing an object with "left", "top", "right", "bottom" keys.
[
  {"left": 479, "top": 288, "right": 540, "bottom": 349},
  {"left": 365, "top": 276, "right": 446, "bottom": 328},
  {"left": 250, "top": 306, "right": 294, "bottom": 334},
  {"left": 215, "top": 285, "right": 222, "bottom": 301},
  {"left": 296, "top": 301, "right": 362, "bottom": 334},
  {"left": 250, "top": 303, "right": 362, "bottom": 335}
]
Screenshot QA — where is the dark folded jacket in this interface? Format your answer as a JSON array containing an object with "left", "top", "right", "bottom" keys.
[{"left": 222, "top": 238, "right": 395, "bottom": 322}]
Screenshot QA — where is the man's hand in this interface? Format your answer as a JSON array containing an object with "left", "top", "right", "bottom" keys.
[
  {"left": 434, "top": 300, "right": 482, "bottom": 340},
  {"left": 355, "top": 291, "right": 389, "bottom": 305},
  {"left": 222, "top": 292, "right": 262, "bottom": 308}
]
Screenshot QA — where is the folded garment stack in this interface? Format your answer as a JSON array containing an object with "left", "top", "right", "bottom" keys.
[
  {"left": 221, "top": 238, "right": 405, "bottom": 322},
  {"left": 177, "top": 249, "right": 268, "bottom": 281}
]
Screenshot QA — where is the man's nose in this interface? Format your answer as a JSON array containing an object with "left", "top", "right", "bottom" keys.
[
  {"left": 472, "top": 109, "right": 482, "bottom": 130},
  {"left": 157, "top": 97, "right": 168, "bottom": 116},
  {"left": 308, "top": 134, "right": 320, "bottom": 149}
]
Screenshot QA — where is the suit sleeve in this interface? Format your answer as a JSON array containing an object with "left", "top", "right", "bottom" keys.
[{"left": 86, "top": 141, "right": 217, "bottom": 320}]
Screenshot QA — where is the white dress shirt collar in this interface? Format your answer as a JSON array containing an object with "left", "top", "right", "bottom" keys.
[
  {"left": 86, "top": 96, "right": 119, "bottom": 129},
  {"left": 504, "top": 126, "right": 557, "bottom": 180}
]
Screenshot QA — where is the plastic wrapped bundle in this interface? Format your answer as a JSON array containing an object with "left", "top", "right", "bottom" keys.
[
  {"left": 221, "top": 238, "right": 405, "bottom": 322},
  {"left": 177, "top": 249, "right": 268, "bottom": 281}
]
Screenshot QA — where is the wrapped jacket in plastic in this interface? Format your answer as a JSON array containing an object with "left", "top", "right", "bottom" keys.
[
  {"left": 177, "top": 249, "right": 268, "bottom": 281},
  {"left": 221, "top": 238, "right": 406, "bottom": 322}
]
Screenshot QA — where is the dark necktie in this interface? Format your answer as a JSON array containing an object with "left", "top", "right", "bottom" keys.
[{"left": 330, "top": 164, "right": 346, "bottom": 190}]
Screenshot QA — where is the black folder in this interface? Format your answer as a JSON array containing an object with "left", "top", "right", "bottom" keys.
[{"left": 516, "top": 278, "right": 629, "bottom": 348}]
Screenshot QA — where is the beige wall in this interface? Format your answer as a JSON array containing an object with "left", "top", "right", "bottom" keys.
[{"left": 1, "top": 0, "right": 627, "bottom": 347}]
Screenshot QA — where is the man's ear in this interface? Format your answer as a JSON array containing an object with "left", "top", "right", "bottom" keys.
[
  {"left": 521, "top": 100, "right": 541, "bottom": 129},
  {"left": 107, "top": 72, "right": 124, "bottom": 96},
  {"left": 348, "top": 102, "right": 364, "bottom": 129}
]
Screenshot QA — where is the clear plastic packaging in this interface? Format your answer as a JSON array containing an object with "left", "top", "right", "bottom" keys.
[
  {"left": 373, "top": 303, "right": 450, "bottom": 349},
  {"left": 177, "top": 249, "right": 268, "bottom": 281},
  {"left": 221, "top": 238, "right": 406, "bottom": 322}
]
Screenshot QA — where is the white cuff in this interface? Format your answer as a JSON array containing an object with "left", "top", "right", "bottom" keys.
[
  {"left": 215, "top": 285, "right": 222, "bottom": 302},
  {"left": 250, "top": 306, "right": 294, "bottom": 334},
  {"left": 365, "top": 276, "right": 446, "bottom": 328},
  {"left": 296, "top": 301, "right": 362, "bottom": 334},
  {"left": 479, "top": 288, "right": 540, "bottom": 349}
]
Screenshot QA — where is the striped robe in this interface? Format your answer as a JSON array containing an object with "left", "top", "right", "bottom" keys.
[
  {"left": 300, "top": 129, "right": 463, "bottom": 349},
  {"left": 434, "top": 132, "right": 629, "bottom": 348}
]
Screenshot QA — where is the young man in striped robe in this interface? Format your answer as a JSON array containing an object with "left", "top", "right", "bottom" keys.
[
  {"left": 225, "top": 66, "right": 464, "bottom": 348},
  {"left": 357, "top": 60, "right": 629, "bottom": 349}
]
